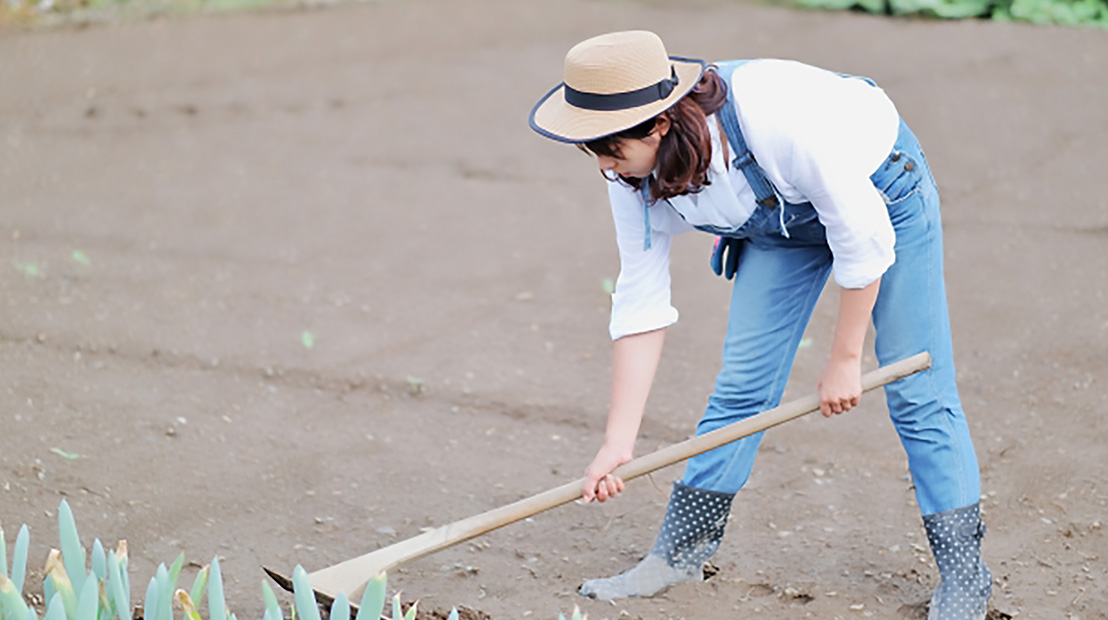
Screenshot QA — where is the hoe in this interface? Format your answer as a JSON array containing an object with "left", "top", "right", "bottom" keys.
[{"left": 266, "top": 352, "right": 931, "bottom": 606}]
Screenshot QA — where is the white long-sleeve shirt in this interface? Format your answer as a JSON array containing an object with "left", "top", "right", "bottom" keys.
[{"left": 608, "top": 58, "right": 901, "bottom": 341}]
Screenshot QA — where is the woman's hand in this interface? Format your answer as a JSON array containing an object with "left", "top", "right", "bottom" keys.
[
  {"left": 581, "top": 328, "right": 666, "bottom": 503},
  {"left": 582, "top": 442, "right": 632, "bottom": 503},
  {"left": 818, "top": 355, "right": 863, "bottom": 417},
  {"left": 821, "top": 279, "right": 880, "bottom": 417}
]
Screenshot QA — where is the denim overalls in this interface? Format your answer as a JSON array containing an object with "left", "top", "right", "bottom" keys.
[{"left": 662, "top": 60, "right": 981, "bottom": 517}]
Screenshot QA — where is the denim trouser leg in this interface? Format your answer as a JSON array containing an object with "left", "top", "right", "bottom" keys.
[
  {"left": 872, "top": 163, "right": 981, "bottom": 516},
  {"left": 682, "top": 240, "right": 833, "bottom": 493}
]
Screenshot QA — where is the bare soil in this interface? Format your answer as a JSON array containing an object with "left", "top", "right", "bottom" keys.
[{"left": 2, "top": 1, "right": 1106, "bottom": 618}]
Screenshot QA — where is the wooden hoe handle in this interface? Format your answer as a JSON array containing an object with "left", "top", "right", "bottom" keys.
[{"left": 270, "top": 352, "right": 931, "bottom": 601}]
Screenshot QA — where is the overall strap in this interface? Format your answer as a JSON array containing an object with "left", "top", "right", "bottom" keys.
[
  {"left": 639, "top": 180, "right": 653, "bottom": 251},
  {"left": 712, "top": 60, "right": 781, "bottom": 212}
]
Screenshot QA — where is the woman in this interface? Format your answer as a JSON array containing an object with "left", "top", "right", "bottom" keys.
[{"left": 528, "top": 31, "right": 991, "bottom": 620}]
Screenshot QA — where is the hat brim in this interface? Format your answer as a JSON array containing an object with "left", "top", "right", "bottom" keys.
[{"left": 529, "top": 56, "right": 706, "bottom": 144}]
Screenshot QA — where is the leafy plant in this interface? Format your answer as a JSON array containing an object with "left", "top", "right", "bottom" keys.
[
  {"left": 794, "top": 0, "right": 1108, "bottom": 26},
  {"left": 0, "top": 501, "right": 588, "bottom": 620}
]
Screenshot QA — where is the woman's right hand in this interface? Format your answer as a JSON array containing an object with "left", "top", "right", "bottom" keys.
[
  {"left": 582, "top": 442, "right": 633, "bottom": 503},
  {"left": 583, "top": 327, "right": 666, "bottom": 503}
]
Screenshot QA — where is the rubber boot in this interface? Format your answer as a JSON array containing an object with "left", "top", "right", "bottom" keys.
[
  {"left": 579, "top": 482, "right": 734, "bottom": 600},
  {"left": 923, "top": 503, "right": 992, "bottom": 620}
]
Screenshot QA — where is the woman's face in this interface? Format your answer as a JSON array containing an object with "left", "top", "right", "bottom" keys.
[{"left": 594, "top": 115, "right": 671, "bottom": 180}]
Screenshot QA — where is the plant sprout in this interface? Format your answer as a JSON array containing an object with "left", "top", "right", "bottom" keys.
[{"left": 0, "top": 501, "right": 589, "bottom": 620}]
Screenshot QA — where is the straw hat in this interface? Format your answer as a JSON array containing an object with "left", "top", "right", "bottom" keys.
[{"left": 529, "top": 31, "right": 705, "bottom": 143}]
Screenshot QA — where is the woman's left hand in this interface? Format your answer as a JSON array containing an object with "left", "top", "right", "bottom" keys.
[{"left": 818, "top": 356, "right": 863, "bottom": 417}]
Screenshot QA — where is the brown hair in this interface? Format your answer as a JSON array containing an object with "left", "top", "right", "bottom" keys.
[{"left": 581, "top": 67, "right": 728, "bottom": 201}]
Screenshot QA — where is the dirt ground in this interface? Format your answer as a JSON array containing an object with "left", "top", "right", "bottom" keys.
[{"left": 1, "top": 1, "right": 1106, "bottom": 618}]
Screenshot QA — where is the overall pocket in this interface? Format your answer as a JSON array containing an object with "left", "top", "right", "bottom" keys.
[
  {"left": 868, "top": 149, "right": 921, "bottom": 204},
  {"left": 871, "top": 150, "right": 923, "bottom": 205}
]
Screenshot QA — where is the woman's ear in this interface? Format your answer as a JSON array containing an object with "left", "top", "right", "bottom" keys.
[{"left": 654, "top": 114, "right": 672, "bottom": 138}]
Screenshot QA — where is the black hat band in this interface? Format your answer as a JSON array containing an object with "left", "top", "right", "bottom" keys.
[{"left": 564, "top": 67, "right": 679, "bottom": 112}]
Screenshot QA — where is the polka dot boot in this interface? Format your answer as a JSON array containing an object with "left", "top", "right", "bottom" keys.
[
  {"left": 922, "top": 502, "right": 992, "bottom": 620},
  {"left": 579, "top": 482, "right": 734, "bottom": 600}
]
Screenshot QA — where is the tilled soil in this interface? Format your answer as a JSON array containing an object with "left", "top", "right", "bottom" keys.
[{"left": 1, "top": 1, "right": 1106, "bottom": 619}]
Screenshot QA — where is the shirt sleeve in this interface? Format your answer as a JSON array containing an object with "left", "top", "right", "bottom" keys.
[
  {"left": 607, "top": 181, "right": 680, "bottom": 340},
  {"left": 788, "top": 134, "right": 897, "bottom": 289},
  {"left": 734, "top": 60, "right": 898, "bottom": 289}
]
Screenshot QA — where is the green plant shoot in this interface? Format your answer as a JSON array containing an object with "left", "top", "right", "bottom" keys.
[
  {"left": 189, "top": 565, "right": 209, "bottom": 608},
  {"left": 143, "top": 577, "right": 159, "bottom": 620},
  {"left": 76, "top": 576, "right": 98, "bottom": 620},
  {"left": 208, "top": 557, "right": 227, "bottom": 620},
  {"left": 1, "top": 522, "right": 7, "bottom": 579},
  {"left": 354, "top": 572, "right": 386, "bottom": 620},
  {"left": 290, "top": 566, "right": 320, "bottom": 620},
  {"left": 329, "top": 592, "right": 350, "bottom": 620},
  {"left": 12, "top": 526, "right": 29, "bottom": 595},
  {"left": 58, "top": 501, "right": 88, "bottom": 597}
]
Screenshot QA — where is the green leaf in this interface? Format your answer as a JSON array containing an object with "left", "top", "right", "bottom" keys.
[
  {"left": 107, "top": 552, "right": 128, "bottom": 620},
  {"left": 208, "top": 557, "right": 227, "bottom": 620},
  {"left": 0, "top": 575, "right": 29, "bottom": 620},
  {"left": 329, "top": 592, "right": 349, "bottom": 620},
  {"left": 391, "top": 595, "right": 402, "bottom": 620},
  {"left": 175, "top": 590, "right": 202, "bottom": 620},
  {"left": 401, "top": 600, "right": 416, "bottom": 620},
  {"left": 163, "top": 554, "right": 184, "bottom": 620},
  {"left": 44, "top": 578, "right": 56, "bottom": 610},
  {"left": 929, "top": 0, "right": 992, "bottom": 18},
  {"left": 167, "top": 553, "right": 185, "bottom": 590},
  {"left": 11, "top": 526, "right": 28, "bottom": 595},
  {"left": 0, "top": 522, "right": 7, "bottom": 579},
  {"left": 91, "top": 540, "right": 106, "bottom": 583},
  {"left": 71, "top": 251, "right": 91, "bottom": 266},
  {"left": 856, "top": 0, "right": 887, "bottom": 11},
  {"left": 14, "top": 262, "right": 42, "bottom": 278},
  {"left": 888, "top": 0, "right": 936, "bottom": 14},
  {"left": 116, "top": 544, "right": 130, "bottom": 610},
  {"left": 446, "top": 609, "right": 459, "bottom": 620},
  {"left": 76, "top": 575, "right": 99, "bottom": 620},
  {"left": 58, "top": 500, "right": 88, "bottom": 596},
  {"left": 353, "top": 572, "right": 386, "bottom": 620},
  {"left": 301, "top": 331, "right": 315, "bottom": 349},
  {"left": 142, "top": 578, "right": 159, "bottom": 620},
  {"left": 600, "top": 278, "right": 615, "bottom": 295},
  {"left": 290, "top": 566, "right": 320, "bottom": 620},
  {"left": 261, "top": 580, "right": 280, "bottom": 620},
  {"left": 50, "top": 448, "right": 81, "bottom": 461},
  {"left": 99, "top": 585, "right": 114, "bottom": 620},
  {"left": 43, "top": 593, "right": 66, "bottom": 620},
  {"left": 45, "top": 551, "right": 77, "bottom": 620},
  {"left": 154, "top": 564, "right": 171, "bottom": 620},
  {"left": 188, "top": 565, "right": 208, "bottom": 608}
]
